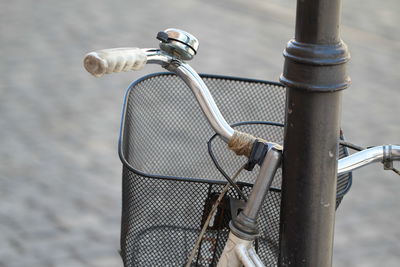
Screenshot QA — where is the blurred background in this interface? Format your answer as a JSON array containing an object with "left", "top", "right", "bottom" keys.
[{"left": 0, "top": 0, "right": 399, "bottom": 266}]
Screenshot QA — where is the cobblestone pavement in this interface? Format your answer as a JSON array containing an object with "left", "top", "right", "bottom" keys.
[{"left": 1, "top": 0, "right": 399, "bottom": 266}]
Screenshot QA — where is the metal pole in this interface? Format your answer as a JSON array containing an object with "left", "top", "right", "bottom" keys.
[{"left": 278, "top": 0, "right": 350, "bottom": 266}]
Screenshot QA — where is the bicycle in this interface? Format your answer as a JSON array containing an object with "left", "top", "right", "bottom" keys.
[{"left": 83, "top": 27, "right": 399, "bottom": 266}]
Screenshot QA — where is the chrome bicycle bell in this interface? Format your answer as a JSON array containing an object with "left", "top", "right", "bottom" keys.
[{"left": 157, "top": 28, "right": 199, "bottom": 61}]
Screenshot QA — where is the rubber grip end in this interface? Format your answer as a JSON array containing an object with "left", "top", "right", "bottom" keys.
[
  {"left": 84, "top": 52, "right": 108, "bottom": 77},
  {"left": 83, "top": 48, "right": 147, "bottom": 77}
]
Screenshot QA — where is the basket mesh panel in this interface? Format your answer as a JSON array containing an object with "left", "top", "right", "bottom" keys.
[{"left": 119, "top": 73, "right": 351, "bottom": 266}]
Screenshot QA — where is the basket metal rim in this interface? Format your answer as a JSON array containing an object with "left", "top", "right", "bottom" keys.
[
  {"left": 117, "top": 72, "right": 352, "bottom": 196},
  {"left": 118, "top": 72, "right": 287, "bottom": 189}
]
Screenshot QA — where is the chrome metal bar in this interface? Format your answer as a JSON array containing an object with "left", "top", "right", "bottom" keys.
[
  {"left": 242, "top": 147, "right": 282, "bottom": 219},
  {"left": 144, "top": 48, "right": 234, "bottom": 142},
  {"left": 392, "top": 145, "right": 400, "bottom": 158},
  {"left": 169, "top": 63, "right": 234, "bottom": 142},
  {"left": 144, "top": 48, "right": 173, "bottom": 66},
  {"left": 338, "top": 145, "right": 400, "bottom": 175}
]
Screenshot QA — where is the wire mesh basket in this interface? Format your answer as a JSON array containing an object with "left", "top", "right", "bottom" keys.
[{"left": 119, "top": 72, "right": 352, "bottom": 267}]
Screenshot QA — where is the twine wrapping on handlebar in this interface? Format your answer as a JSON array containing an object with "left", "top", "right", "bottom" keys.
[
  {"left": 228, "top": 131, "right": 257, "bottom": 157},
  {"left": 228, "top": 130, "right": 282, "bottom": 157}
]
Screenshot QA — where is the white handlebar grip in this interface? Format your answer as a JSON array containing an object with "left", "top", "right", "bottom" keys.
[{"left": 83, "top": 47, "right": 147, "bottom": 77}]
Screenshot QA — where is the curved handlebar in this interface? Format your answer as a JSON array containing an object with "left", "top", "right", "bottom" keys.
[
  {"left": 84, "top": 46, "right": 399, "bottom": 173},
  {"left": 338, "top": 145, "right": 400, "bottom": 175},
  {"left": 84, "top": 47, "right": 235, "bottom": 142},
  {"left": 167, "top": 62, "right": 235, "bottom": 142}
]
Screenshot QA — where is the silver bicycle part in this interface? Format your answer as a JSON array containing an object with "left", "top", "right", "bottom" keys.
[
  {"left": 338, "top": 145, "right": 400, "bottom": 175},
  {"left": 143, "top": 48, "right": 234, "bottom": 142},
  {"left": 166, "top": 61, "right": 234, "bottom": 142},
  {"left": 157, "top": 28, "right": 199, "bottom": 61},
  {"left": 218, "top": 147, "right": 281, "bottom": 267},
  {"left": 84, "top": 28, "right": 233, "bottom": 142},
  {"left": 242, "top": 146, "right": 281, "bottom": 219},
  {"left": 217, "top": 233, "right": 265, "bottom": 267}
]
